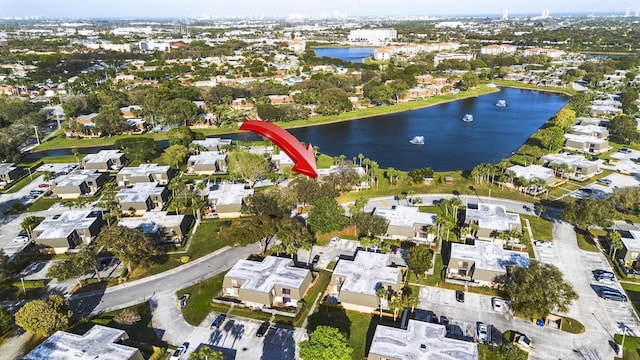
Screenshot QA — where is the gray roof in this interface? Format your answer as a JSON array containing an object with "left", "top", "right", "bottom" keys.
[
  {"left": 571, "top": 124, "right": 608, "bottom": 136},
  {"left": 33, "top": 210, "right": 100, "bottom": 240},
  {"left": 83, "top": 150, "right": 124, "bottom": 165},
  {"left": 564, "top": 133, "right": 608, "bottom": 145},
  {"left": 207, "top": 183, "right": 254, "bottom": 206},
  {"left": 192, "top": 138, "right": 232, "bottom": 149},
  {"left": 188, "top": 151, "right": 226, "bottom": 166},
  {"left": 576, "top": 117, "right": 608, "bottom": 126},
  {"left": 118, "top": 163, "right": 169, "bottom": 178},
  {"left": 450, "top": 240, "right": 530, "bottom": 274},
  {"left": 0, "top": 162, "right": 18, "bottom": 174},
  {"left": 118, "top": 211, "right": 185, "bottom": 234},
  {"left": 369, "top": 320, "right": 478, "bottom": 360},
  {"left": 225, "top": 256, "right": 310, "bottom": 293},
  {"left": 506, "top": 165, "right": 554, "bottom": 182},
  {"left": 24, "top": 325, "right": 140, "bottom": 360},
  {"left": 54, "top": 169, "right": 102, "bottom": 187},
  {"left": 116, "top": 183, "right": 165, "bottom": 203},
  {"left": 465, "top": 203, "right": 520, "bottom": 232},
  {"left": 541, "top": 153, "right": 598, "bottom": 169},
  {"left": 373, "top": 205, "right": 435, "bottom": 229},
  {"left": 621, "top": 230, "right": 640, "bottom": 252},
  {"left": 333, "top": 251, "right": 401, "bottom": 297}
]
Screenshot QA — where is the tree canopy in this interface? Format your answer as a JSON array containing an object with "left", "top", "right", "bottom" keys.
[
  {"left": 307, "top": 198, "right": 347, "bottom": 234},
  {"left": 227, "top": 150, "right": 270, "bottom": 185},
  {"left": 561, "top": 198, "right": 616, "bottom": 230},
  {"left": 299, "top": 326, "right": 353, "bottom": 360},
  {"left": 506, "top": 262, "right": 578, "bottom": 320},
  {"left": 608, "top": 114, "right": 640, "bottom": 145},
  {"left": 114, "top": 137, "right": 162, "bottom": 163},
  {"left": 94, "top": 106, "right": 128, "bottom": 136},
  {"left": 95, "top": 225, "right": 157, "bottom": 272},
  {"left": 407, "top": 245, "right": 433, "bottom": 280},
  {"left": 15, "top": 295, "right": 73, "bottom": 337}
]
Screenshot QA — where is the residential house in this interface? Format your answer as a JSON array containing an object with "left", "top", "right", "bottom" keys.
[
  {"left": 24, "top": 325, "right": 144, "bottom": 360},
  {"left": 506, "top": 165, "right": 556, "bottom": 185},
  {"left": 82, "top": 150, "right": 125, "bottom": 172},
  {"left": 52, "top": 169, "right": 108, "bottom": 199},
  {"left": 447, "top": 240, "right": 530, "bottom": 286},
  {"left": 522, "top": 47, "right": 565, "bottom": 58},
  {"left": 32, "top": 210, "right": 103, "bottom": 254},
  {"left": 270, "top": 152, "right": 294, "bottom": 171},
  {"left": 480, "top": 44, "right": 517, "bottom": 55},
  {"left": 288, "top": 39, "right": 306, "bottom": 54},
  {"left": 186, "top": 151, "right": 227, "bottom": 174},
  {"left": 72, "top": 113, "right": 99, "bottom": 137},
  {"left": 330, "top": 251, "right": 403, "bottom": 312},
  {"left": 118, "top": 211, "right": 190, "bottom": 244},
  {"left": 191, "top": 138, "right": 232, "bottom": 151},
  {"left": 207, "top": 183, "right": 254, "bottom": 218},
  {"left": 373, "top": 206, "right": 436, "bottom": 243},
  {"left": 563, "top": 134, "right": 609, "bottom": 154},
  {"left": 570, "top": 124, "right": 609, "bottom": 139},
  {"left": 222, "top": 256, "right": 312, "bottom": 309},
  {"left": 576, "top": 117, "right": 609, "bottom": 127},
  {"left": 464, "top": 203, "right": 521, "bottom": 242},
  {"left": 541, "top": 153, "right": 599, "bottom": 181},
  {"left": 116, "top": 164, "right": 172, "bottom": 187},
  {"left": 589, "top": 99, "right": 623, "bottom": 116},
  {"left": 115, "top": 183, "right": 169, "bottom": 215},
  {"left": 119, "top": 105, "right": 142, "bottom": 118},
  {"left": 317, "top": 165, "right": 369, "bottom": 190},
  {"left": 0, "top": 163, "right": 24, "bottom": 186},
  {"left": 368, "top": 319, "right": 478, "bottom": 360},
  {"left": 126, "top": 118, "right": 146, "bottom": 133},
  {"left": 618, "top": 230, "right": 640, "bottom": 268}
]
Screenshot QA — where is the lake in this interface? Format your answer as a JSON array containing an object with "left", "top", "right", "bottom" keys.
[
  {"left": 313, "top": 48, "right": 375, "bottom": 63},
  {"left": 31, "top": 88, "right": 569, "bottom": 172}
]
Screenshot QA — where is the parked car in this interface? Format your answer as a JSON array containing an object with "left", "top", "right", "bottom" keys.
[
  {"left": 38, "top": 183, "right": 49, "bottom": 188},
  {"left": 597, "top": 178, "right": 613, "bottom": 186},
  {"left": 256, "top": 321, "right": 270, "bottom": 337},
  {"left": 455, "top": 290, "right": 465, "bottom": 303},
  {"left": 311, "top": 255, "right": 320, "bottom": 267},
  {"left": 596, "top": 276, "right": 616, "bottom": 285},
  {"left": 593, "top": 270, "right": 614, "bottom": 279},
  {"left": 329, "top": 236, "right": 340, "bottom": 247},
  {"left": 534, "top": 241, "right": 552, "bottom": 248},
  {"left": 618, "top": 148, "right": 632, "bottom": 154},
  {"left": 492, "top": 298, "right": 504, "bottom": 312},
  {"left": 12, "top": 235, "right": 29, "bottom": 243},
  {"left": 210, "top": 314, "right": 226, "bottom": 329},
  {"left": 599, "top": 289, "right": 627, "bottom": 302},
  {"left": 515, "top": 333, "right": 532, "bottom": 351},
  {"left": 477, "top": 322, "right": 488, "bottom": 343},
  {"left": 580, "top": 188, "right": 593, "bottom": 194},
  {"left": 170, "top": 342, "right": 189, "bottom": 359}
]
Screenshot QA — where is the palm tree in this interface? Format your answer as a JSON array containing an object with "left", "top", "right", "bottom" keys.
[
  {"left": 389, "top": 295, "right": 403, "bottom": 322},
  {"left": 448, "top": 197, "right": 463, "bottom": 223},
  {"left": 470, "top": 223, "right": 480, "bottom": 238},
  {"left": 376, "top": 286, "right": 387, "bottom": 321},
  {"left": 535, "top": 203, "right": 546, "bottom": 218},
  {"left": 407, "top": 293, "right": 420, "bottom": 313},
  {"left": 271, "top": 243, "right": 283, "bottom": 256},
  {"left": 498, "top": 231, "right": 511, "bottom": 244},
  {"left": 609, "top": 230, "right": 623, "bottom": 259},
  {"left": 358, "top": 153, "right": 364, "bottom": 167}
]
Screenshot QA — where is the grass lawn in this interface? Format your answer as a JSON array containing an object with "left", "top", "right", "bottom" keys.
[
  {"left": 406, "top": 253, "right": 445, "bottom": 287},
  {"left": 24, "top": 197, "right": 58, "bottom": 212},
  {"left": 493, "top": 80, "right": 577, "bottom": 96},
  {"left": 177, "top": 272, "right": 226, "bottom": 326},
  {"left": 306, "top": 304, "right": 372, "bottom": 360},
  {"left": 72, "top": 302, "right": 167, "bottom": 358},
  {"left": 575, "top": 228, "right": 600, "bottom": 252},
  {"left": 614, "top": 334, "right": 640, "bottom": 360},
  {"left": 621, "top": 282, "right": 640, "bottom": 318},
  {"left": 560, "top": 316, "right": 585, "bottom": 334},
  {"left": 128, "top": 219, "right": 232, "bottom": 281},
  {"left": 3, "top": 173, "right": 41, "bottom": 194},
  {"left": 521, "top": 214, "right": 552, "bottom": 241}
]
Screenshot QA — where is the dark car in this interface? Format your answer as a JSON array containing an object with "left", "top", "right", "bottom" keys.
[
  {"left": 599, "top": 288, "right": 627, "bottom": 302},
  {"left": 455, "top": 290, "right": 465, "bottom": 303},
  {"left": 256, "top": 321, "right": 270, "bottom": 337},
  {"left": 311, "top": 255, "right": 320, "bottom": 267},
  {"left": 210, "top": 314, "right": 226, "bottom": 329}
]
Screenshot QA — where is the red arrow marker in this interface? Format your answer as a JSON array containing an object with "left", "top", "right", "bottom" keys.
[{"left": 239, "top": 120, "right": 318, "bottom": 178}]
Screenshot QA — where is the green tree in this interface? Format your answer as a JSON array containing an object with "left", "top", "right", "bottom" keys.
[
  {"left": 243, "top": 190, "right": 292, "bottom": 218},
  {"left": 61, "top": 96, "right": 97, "bottom": 119},
  {"left": 561, "top": 198, "right": 616, "bottom": 231},
  {"left": 407, "top": 293, "right": 420, "bottom": 313},
  {"left": 389, "top": 295, "right": 403, "bottom": 321},
  {"left": 14, "top": 295, "right": 73, "bottom": 337},
  {"left": 307, "top": 198, "right": 347, "bottom": 234},
  {"left": 160, "top": 98, "right": 200, "bottom": 127},
  {"left": 0, "top": 308, "right": 12, "bottom": 336},
  {"left": 316, "top": 88, "right": 353, "bottom": 115},
  {"left": 299, "top": 326, "right": 353, "bottom": 360},
  {"left": 227, "top": 150, "right": 270, "bottom": 185},
  {"left": 497, "top": 343, "right": 528, "bottom": 360},
  {"left": 352, "top": 212, "right": 388, "bottom": 239},
  {"left": 550, "top": 108, "right": 576, "bottom": 129},
  {"left": 161, "top": 144, "right": 190, "bottom": 169},
  {"left": 506, "top": 262, "right": 578, "bottom": 320},
  {"left": 608, "top": 114, "right": 640, "bottom": 145},
  {"left": 537, "top": 126, "right": 565, "bottom": 152},
  {"left": 188, "top": 346, "right": 224, "bottom": 360},
  {"left": 620, "top": 88, "right": 639, "bottom": 115},
  {"left": 21, "top": 216, "right": 44, "bottom": 239},
  {"left": 93, "top": 106, "right": 128, "bottom": 136},
  {"left": 407, "top": 245, "right": 433, "bottom": 280},
  {"left": 459, "top": 71, "right": 480, "bottom": 90},
  {"left": 609, "top": 230, "right": 623, "bottom": 259},
  {"left": 220, "top": 216, "right": 277, "bottom": 254},
  {"left": 0, "top": 250, "right": 10, "bottom": 284},
  {"left": 167, "top": 126, "right": 200, "bottom": 147},
  {"left": 114, "top": 137, "right": 162, "bottom": 163},
  {"left": 614, "top": 187, "right": 640, "bottom": 213},
  {"left": 95, "top": 226, "right": 157, "bottom": 272}
]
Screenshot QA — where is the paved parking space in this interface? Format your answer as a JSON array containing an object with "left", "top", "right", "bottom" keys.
[{"left": 534, "top": 241, "right": 559, "bottom": 264}]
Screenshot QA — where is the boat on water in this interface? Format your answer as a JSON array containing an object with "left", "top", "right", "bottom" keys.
[
  {"left": 496, "top": 99, "right": 507, "bottom": 107},
  {"left": 409, "top": 136, "right": 425, "bottom": 145},
  {"left": 462, "top": 114, "right": 474, "bottom": 122}
]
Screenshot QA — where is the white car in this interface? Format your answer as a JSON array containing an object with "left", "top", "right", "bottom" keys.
[
  {"left": 12, "top": 235, "right": 29, "bottom": 243},
  {"left": 492, "top": 298, "right": 504, "bottom": 312},
  {"left": 170, "top": 342, "right": 189, "bottom": 359},
  {"left": 596, "top": 276, "right": 616, "bottom": 285},
  {"left": 534, "top": 241, "right": 552, "bottom": 248},
  {"left": 477, "top": 322, "right": 488, "bottom": 343},
  {"left": 329, "top": 236, "right": 340, "bottom": 247}
]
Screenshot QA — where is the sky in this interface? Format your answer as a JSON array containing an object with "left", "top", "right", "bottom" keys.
[{"left": 1, "top": 0, "right": 639, "bottom": 19}]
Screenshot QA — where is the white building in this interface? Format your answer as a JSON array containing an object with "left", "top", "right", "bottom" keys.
[
  {"left": 480, "top": 44, "right": 517, "bottom": 55},
  {"left": 348, "top": 29, "right": 397, "bottom": 45}
]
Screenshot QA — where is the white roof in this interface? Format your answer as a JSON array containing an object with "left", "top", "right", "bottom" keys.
[
  {"left": 373, "top": 205, "right": 435, "bottom": 229},
  {"left": 83, "top": 150, "right": 123, "bottom": 165},
  {"left": 333, "top": 251, "right": 400, "bottom": 296},
  {"left": 118, "top": 163, "right": 169, "bottom": 177},
  {"left": 271, "top": 152, "right": 294, "bottom": 165},
  {"left": 24, "top": 325, "right": 140, "bottom": 360},
  {"left": 118, "top": 211, "right": 184, "bottom": 234},
  {"left": 541, "top": 153, "right": 598, "bottom": 169},
  {"left": 188, "top": 151, "right": 226, "bottom": 166},
  {"left": 571, "top": 124, "right": 608, "bottom": 135},
  {"left": 207, "top": 183, "right": 253, "bottom": 206},
  {"left": 34, "top": 210, "right": 100, "bottom": 241},
  {"left": 564, "top": 133, "right": 608, "bottom": 145},
  {"left": 465, "top": 203, "right": 520, "bottom": 232},
  {"left": 317, "top": 165, "right": 366, "bottom": 178},
  {"left": 506, "top": 165, "right": 554, "bottom": 182},
  {"left": 54, "top": 169, "right": 102, "bottom": 187},
  {"left": 116, "top": 183, "right": 165, "bottom": 203},
  {"left": 621, "top": 230, "right": 640, "bottom": 252},
  {"left": 226, "top": 256, "right": 310, "bottom": 293},
  {"left": 450, "top": 240, "right": 530, "bottom": 274},
  {"left": 192, "top": 137, "right": 232, "bottom": 149},
  {"left": 369, "top": 320, "right": 478, "bottom": 360}
]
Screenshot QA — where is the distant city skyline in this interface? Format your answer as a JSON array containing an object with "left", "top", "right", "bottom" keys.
[{"left": 1, "top": 0, "right": 639, "bottom": 19}]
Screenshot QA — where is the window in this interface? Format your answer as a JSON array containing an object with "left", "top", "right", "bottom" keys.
[{"left": 282, "top": 288, "right": 291, "bottom": 295}]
